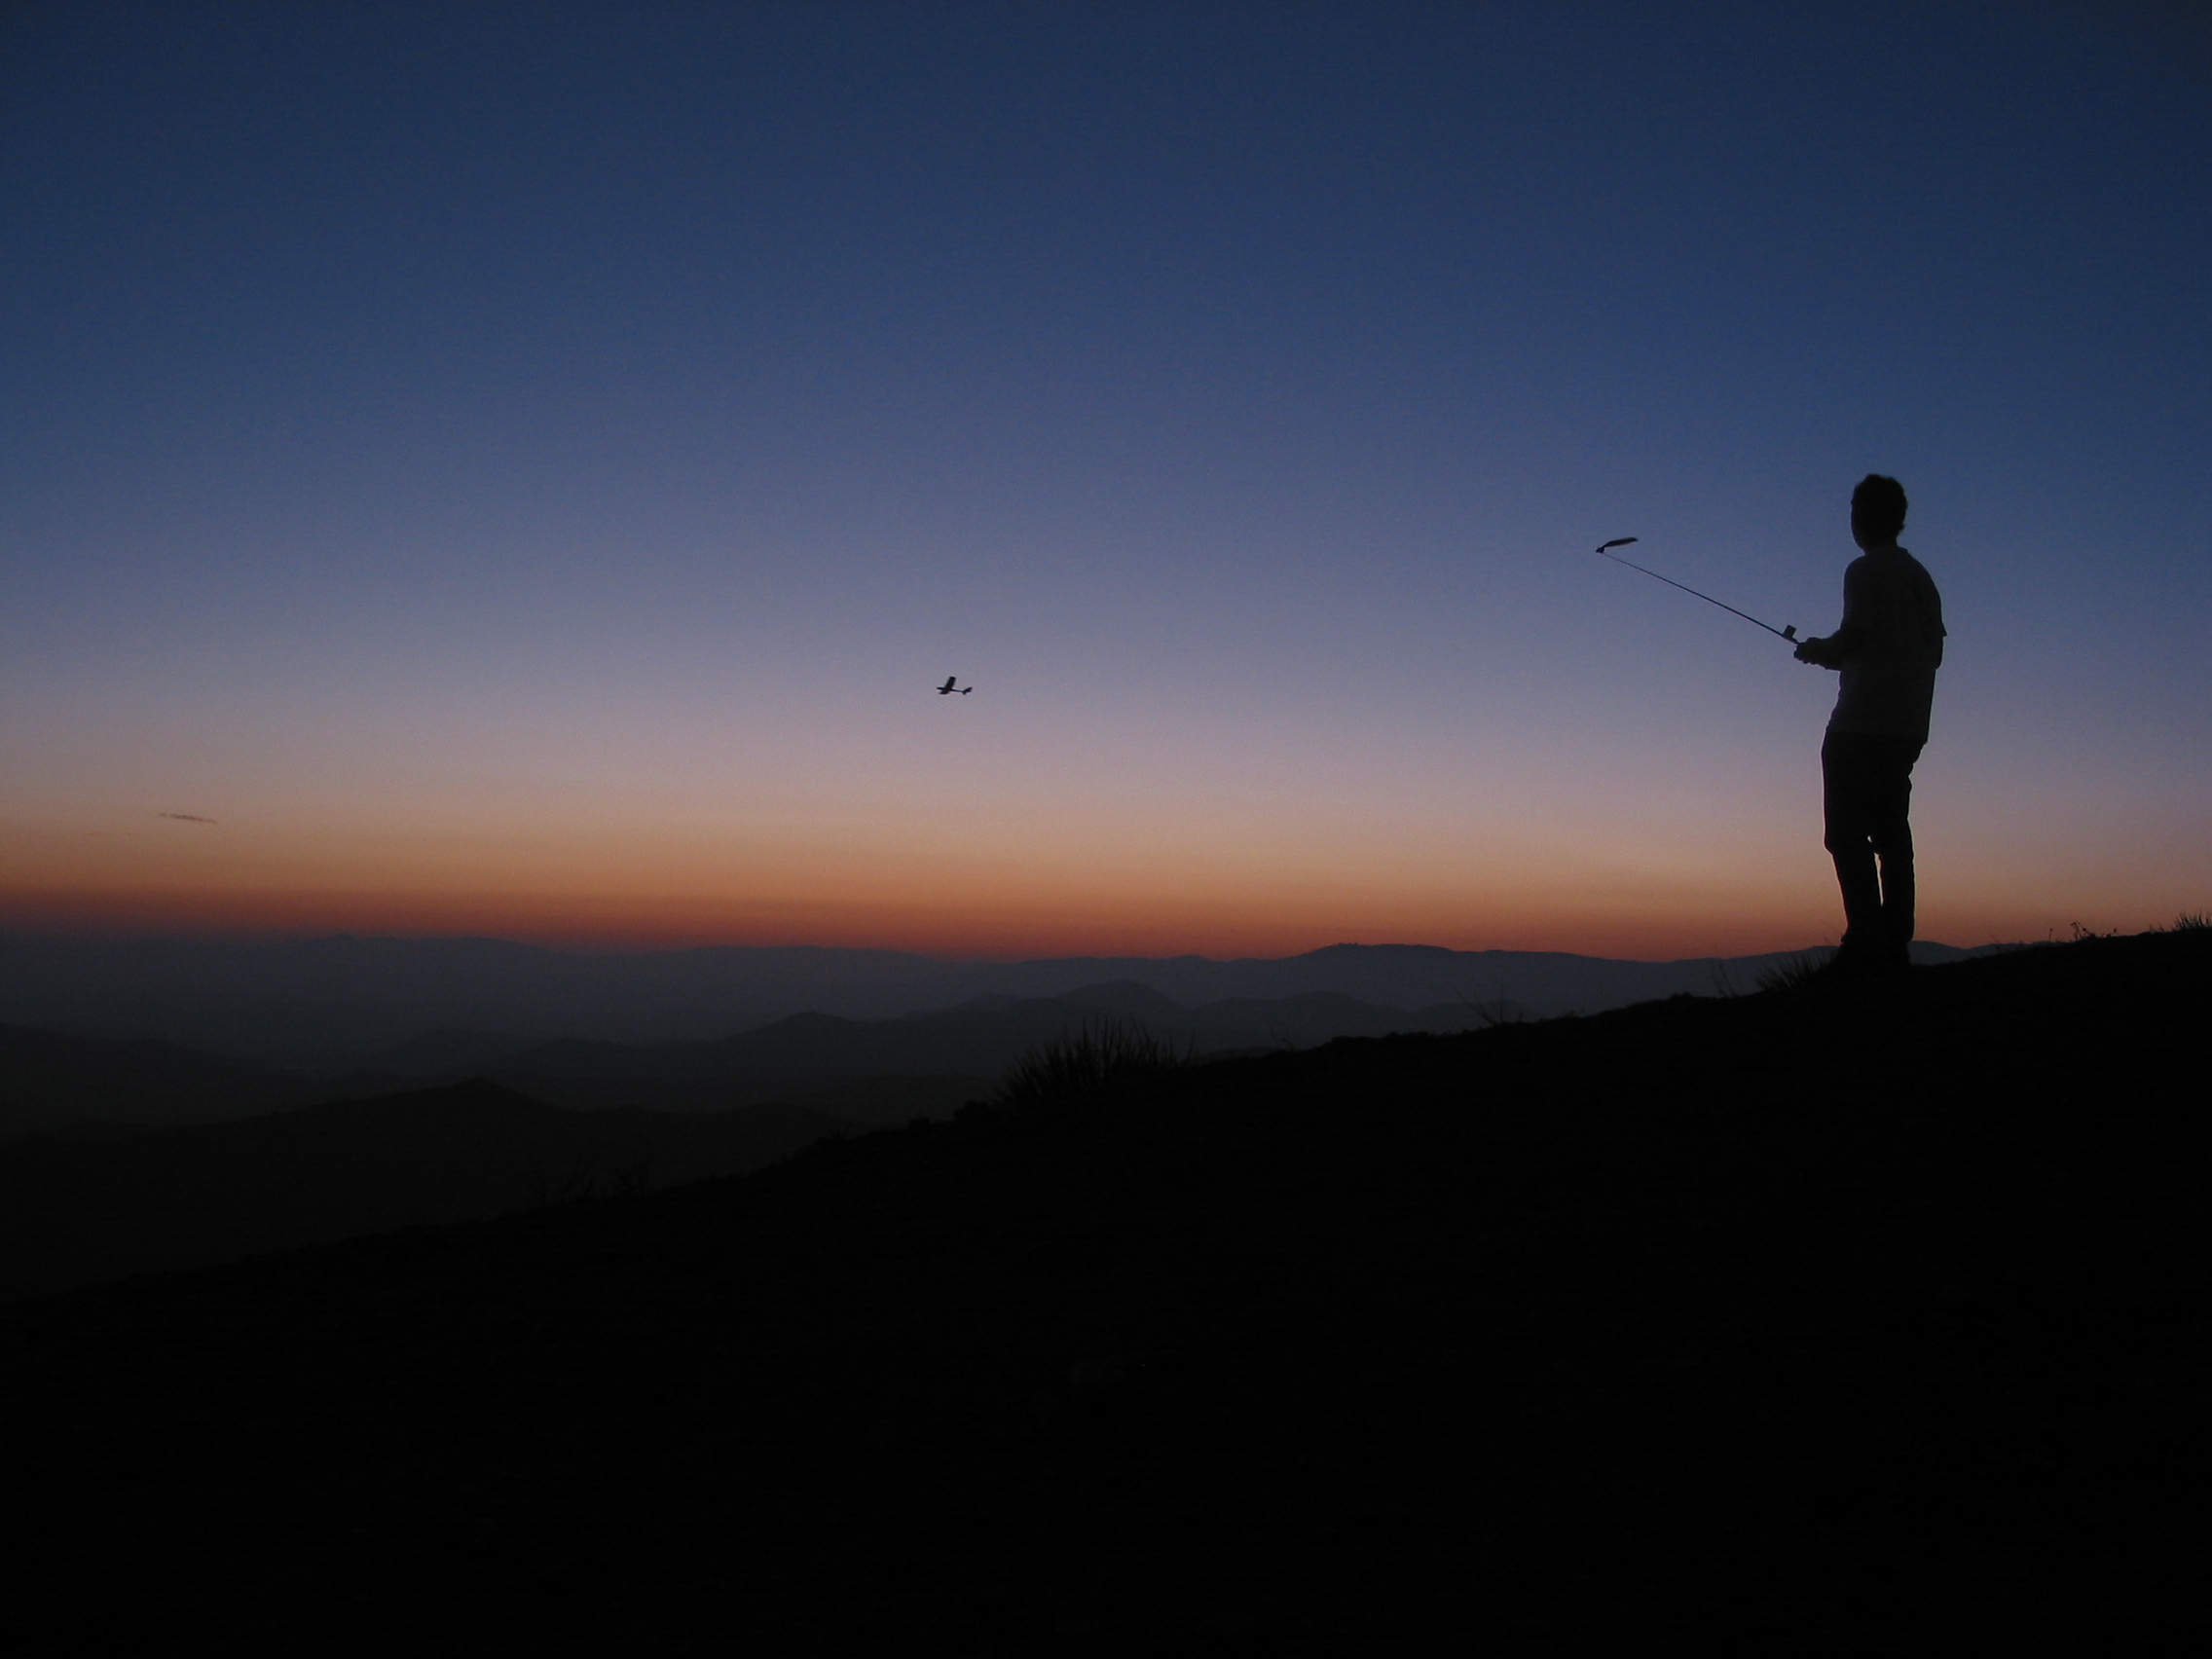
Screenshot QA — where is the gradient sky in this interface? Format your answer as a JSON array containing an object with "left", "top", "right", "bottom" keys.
[{"left": 4, "top": 1, "right": 2208, "bottom": 959}]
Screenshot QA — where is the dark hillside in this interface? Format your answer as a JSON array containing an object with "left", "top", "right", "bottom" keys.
[{"left": 1, "top": 931, "right": 2205, "bottom": 1652}]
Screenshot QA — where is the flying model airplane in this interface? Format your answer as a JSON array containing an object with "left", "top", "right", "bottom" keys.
[{"left": 936, "top": 677, "right": 972, "bottom": 695}]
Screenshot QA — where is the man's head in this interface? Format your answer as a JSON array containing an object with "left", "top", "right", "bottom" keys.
[{"left": 1851, "top": 474, "right": 1908, "bottom": 549}]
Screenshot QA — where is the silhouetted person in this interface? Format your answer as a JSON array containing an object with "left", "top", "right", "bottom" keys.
[{"left": 1792, "top": 475, "right": 1945, "bottom": 975}]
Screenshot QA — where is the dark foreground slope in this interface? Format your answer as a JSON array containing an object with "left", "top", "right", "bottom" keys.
[{"left": 2, "top": 931, "right": 2204, "bottom": 1654}]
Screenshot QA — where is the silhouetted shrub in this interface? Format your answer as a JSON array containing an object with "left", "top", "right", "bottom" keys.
[
  {"left": 2170, "top": 911, "right": 2209, "bottom": 932},
  {"left": 1462, "top": 995, "right": 1529, "bottom": 1027},
  {"left": 524, "top": 1147, "right": 655, "bottom": 1207},
  {"left": 1753, "top": 948, "right": 1836, "bottom": 993},
  {"left": 995, "top": 1017, "right": 1197, "bottom": 1110}
]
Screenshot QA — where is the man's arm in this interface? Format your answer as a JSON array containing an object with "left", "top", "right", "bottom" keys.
[{"left": 1794, "top": 559, "right": 1866, "bottom": 670}]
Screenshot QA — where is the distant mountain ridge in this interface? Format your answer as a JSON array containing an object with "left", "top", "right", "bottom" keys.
[{"left": 0, "top": 933, "right": 2002, "bottom": 1066}]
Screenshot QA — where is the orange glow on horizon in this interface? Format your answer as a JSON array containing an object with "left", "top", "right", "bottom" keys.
[
  {"left": 5, "top": 790, "right": 2187, "bottom": 962},
  {"left": 0, "top": 876, "right": 2108, "bottom": 962}
]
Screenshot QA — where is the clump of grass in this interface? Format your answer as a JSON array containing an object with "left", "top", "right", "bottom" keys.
[
  {"left": 1457, "top": 993, "right": 1529, "bottom": 1028},
  {"left": 995, "top": 1017, "right": 1197, "bottom": 1110},
  {"left": 523, "top": 1148, "right": 655, "bottom": 1207},
  {"left": 1754, "top": 948, "right": 1836, "bottom": 993},
  {"left": 2171, "top": 910, "right": 2210, "bottom": 932}
]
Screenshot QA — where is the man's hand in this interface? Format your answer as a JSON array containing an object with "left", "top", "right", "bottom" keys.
[{"left": 1794, "top": 635, "right": 1841, "bottom": 668}]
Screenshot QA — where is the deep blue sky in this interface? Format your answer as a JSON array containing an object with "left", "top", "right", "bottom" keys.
[{"left": 5, "top": 2, "right": 2207, "bottom": 955}]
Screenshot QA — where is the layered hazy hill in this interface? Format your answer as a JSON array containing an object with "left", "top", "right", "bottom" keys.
[
  {"left": 2, "top": 929, "right": 2201, "bottom": 1651},
  {"left": 401, "top": 981, "right": 1530, "bottom": 1096},
  {"left": 0, "top": 980, "right": 1510, "bottom": 1139},
  {"left": 0, "top": 1022, "right": 339, "bottom": 1137},
  {"left": 0, "top": 942, "right": 2016, "bottom": 1301},
  {"left": 0, "top": 981, "right": 1515, "bottom": 1297},
  {"left": 0, "top": 931, "right": 1999, "bottom": 1065},
  {"left": 0, "top": 1080, "right": 845, "bottom": 1302}
]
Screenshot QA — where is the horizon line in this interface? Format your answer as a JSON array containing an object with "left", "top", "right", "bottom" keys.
[{"left": 0, "top": 923, "right": 2030, "bottom": 968}]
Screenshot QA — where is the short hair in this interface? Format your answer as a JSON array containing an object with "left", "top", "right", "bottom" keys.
[{"left": 1852, "top": 474, "right": 1908, "bottom": 540}]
